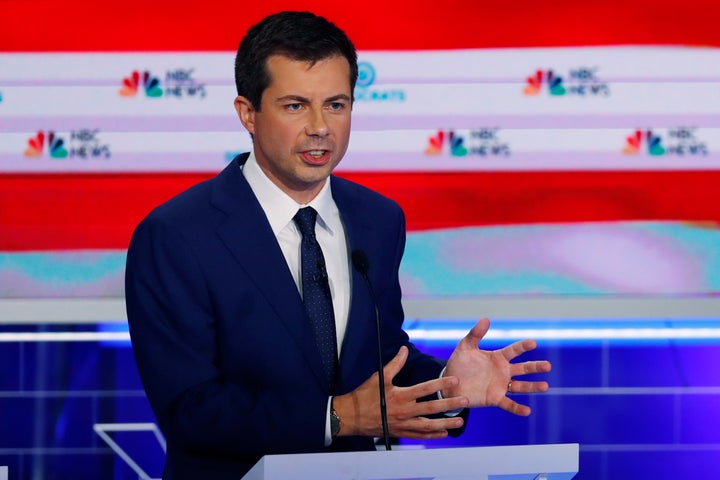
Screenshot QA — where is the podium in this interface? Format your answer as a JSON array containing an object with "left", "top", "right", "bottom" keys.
[{"left": 241, "top": 443, "right": 578, "bottom": 480}]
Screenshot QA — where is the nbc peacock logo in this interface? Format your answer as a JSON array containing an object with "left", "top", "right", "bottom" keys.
[
  {"left": 523, "top": 69, "right": 566, "bottom": 96},
  {"left": 24, "top": 131, "right": 69, "bottom": 158},
  {"left": 622, "top": 129, "right": 666, "bottom": 156},
  {"left": 425, "top": 130, "right": 468, "bottom": 157},
  {"left": 119, "top": 70, "right": 163, "bottom": 97}
]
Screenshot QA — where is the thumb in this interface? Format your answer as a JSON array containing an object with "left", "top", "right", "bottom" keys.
[
  {"left": 461, "top": 318, "right": 490, "bottom": 349},
  {"left": 383, "top": 346, "right": 408, "bottom": 384}
]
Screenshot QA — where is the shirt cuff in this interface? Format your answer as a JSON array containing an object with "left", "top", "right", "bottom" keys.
[
  {"left": 324, "top": 396, "right": 332, "bottom": 446},
  {"left": 438, "top": 367, "right": 463, "bottom": 417}
]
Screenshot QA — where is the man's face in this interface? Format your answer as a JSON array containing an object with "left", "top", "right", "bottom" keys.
[{"left": 235, "top": 54, "right": 352, "bottom": 204}]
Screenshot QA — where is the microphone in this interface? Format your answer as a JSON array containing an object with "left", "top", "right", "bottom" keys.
[{"left": 352, "top": 250, "right": 391, "bottom": 451}]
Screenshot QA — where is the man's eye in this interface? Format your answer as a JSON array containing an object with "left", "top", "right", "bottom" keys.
[
  {"left": 286, "top": 103, "right": 302, "bottom": 111},
  {"left": 328, "top": 102, "right": 345, "bottom": 111}
]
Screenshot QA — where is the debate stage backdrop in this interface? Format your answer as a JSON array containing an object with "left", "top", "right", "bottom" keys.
[{"left": 1, "top": 1, "right": 719, "bottom": 479}]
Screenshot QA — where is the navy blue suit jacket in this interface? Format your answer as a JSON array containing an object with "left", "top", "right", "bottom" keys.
[{"left": 126, "top": 154, "right": 451, "bottom": 479}]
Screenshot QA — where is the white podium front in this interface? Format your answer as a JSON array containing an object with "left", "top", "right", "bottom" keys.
[{"left": 241, "top": 443, "right": 579, "bottom": 480}]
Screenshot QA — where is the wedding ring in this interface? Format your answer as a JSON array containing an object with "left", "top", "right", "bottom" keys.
[{"left": 507, "top": 380, "right": 513, "bottom": 393}]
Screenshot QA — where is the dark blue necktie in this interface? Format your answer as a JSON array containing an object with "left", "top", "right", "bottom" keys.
[{"left": 293, "top": 207, "right": 338, "bottom": 389}]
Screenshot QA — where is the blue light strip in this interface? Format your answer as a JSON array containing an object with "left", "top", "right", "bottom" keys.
[
  {"left": 404, "top": 318, "right": 720, "bottom": 345},
  {"left": 1, "top": 319, "right": 720, "bottom": 344},
  {"left": 0, "top": 332, "right": 130, "bottom": 342}
]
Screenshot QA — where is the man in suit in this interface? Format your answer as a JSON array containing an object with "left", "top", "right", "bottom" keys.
[{"left": 125, "top": 11, "right": 551, "bottom": 479}]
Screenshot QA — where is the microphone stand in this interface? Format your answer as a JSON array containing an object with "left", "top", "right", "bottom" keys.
[{"left": 352, "top": 250, "right": 391, "bottom": 451}]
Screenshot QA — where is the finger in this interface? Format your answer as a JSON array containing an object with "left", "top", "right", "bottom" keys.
[
  {"left": 408, "top": 397, "right": 469, "bottom": 417},
  {"left": 401, "top": 375, "right": 460, "bottom": 401},
  {"left": 393, "top": 428, "right": 450, "bottom": 440},
  {"left": 507, "top": 380, "right": 550, "bottom": 393},
  {"left": 461, "top": 318, "right": 490, "bottom": 348},
  {"left": 383, "top": 346, "right": 409, "bottom": 383},
  {"left": 509, "top": 360, "right": 552, "bottom": 377},
  {"left": 392, "top": 416, "right": 465, "bottom": 438},
  {"left": 391, "top": 430, "right": 448, "bottom": 440},
  {"left": 501, "top": 338, "right": 538, "bottom": 361},
  {"left": 497, "top": 396, "right": 531, "bottom": 416}
]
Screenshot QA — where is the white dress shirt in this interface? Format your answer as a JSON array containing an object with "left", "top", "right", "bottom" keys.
[
  {"left": 241, "top": 152, "right": 351, "bottom": 351},
  {"left": 241, "top": 152, "right": 350, "bottom": 445}
]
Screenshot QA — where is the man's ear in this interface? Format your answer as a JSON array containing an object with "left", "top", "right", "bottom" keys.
[{"left": 234, "top": 96, "right": 256, "bottom": 135}]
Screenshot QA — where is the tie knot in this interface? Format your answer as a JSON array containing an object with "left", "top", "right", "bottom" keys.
[{"left": 293, "top": 207, "right": 318, "bottom": 237}]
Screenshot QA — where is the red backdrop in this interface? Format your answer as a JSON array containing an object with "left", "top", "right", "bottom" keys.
[{"left": 2, "top": 0, "right": 719, "bottom": 251}]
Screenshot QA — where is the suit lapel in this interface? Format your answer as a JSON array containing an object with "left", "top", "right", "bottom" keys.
[
  {"left": 331, "top": 177, "right": 379, "bottom": 391},
  {"left": 210, "top": 155, "right": 329, "bottom": 391}
]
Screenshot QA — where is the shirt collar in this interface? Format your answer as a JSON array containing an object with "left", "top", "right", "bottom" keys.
[{"left": 242, "top": 151, "right": 339, "bottom": 236}]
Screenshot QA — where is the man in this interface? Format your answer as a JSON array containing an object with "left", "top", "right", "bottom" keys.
[{"left": 126, "top": 11, "right": 551, "bottom": 479}]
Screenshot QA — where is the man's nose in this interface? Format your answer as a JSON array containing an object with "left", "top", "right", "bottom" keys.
[{"left": 305, "top": 108, "right": 330, "bottom": 137}]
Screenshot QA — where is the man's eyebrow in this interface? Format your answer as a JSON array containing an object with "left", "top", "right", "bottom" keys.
[
  {"left": 274, "top": 94, "right": 351, "bottom": 103},
  {"left": 275, "top": 95, "right": 310, "bottom": 103},
  {"left": 325, "top": 94, "right": 352, "bottom": 103}
]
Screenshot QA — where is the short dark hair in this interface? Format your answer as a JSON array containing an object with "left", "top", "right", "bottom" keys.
[{"left": 234, "top": 11, "right": 358, "bottom": 110}]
